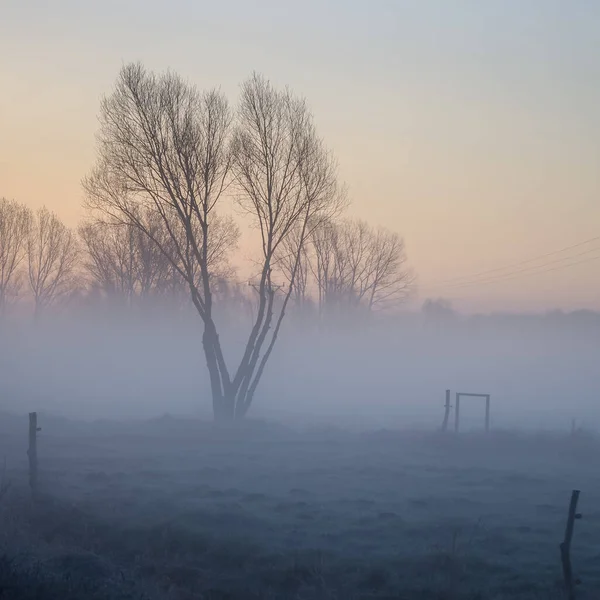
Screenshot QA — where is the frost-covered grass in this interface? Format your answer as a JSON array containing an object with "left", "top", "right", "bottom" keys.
[{"left": 0, "top": 413, "right": 598, "bottom": 599}]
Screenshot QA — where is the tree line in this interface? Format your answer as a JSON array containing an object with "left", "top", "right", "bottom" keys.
[
  {"left": 1, "top": 63, "right": 414, "bottom": 420},
  {"left": 0, "top": 196, "right": 413, "bottom": 320}
]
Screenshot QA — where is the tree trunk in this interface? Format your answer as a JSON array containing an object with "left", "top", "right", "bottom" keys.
[
  {"left": 203, "top": 330, "right": 225, "bottom": 422},
  {"left": 212, "top": 387, "right": 235, "bottom": 422},
  {"left": 33, "top": 300, "right": 42, "bottom": 325},
  {"left": 202, "top": 324, "right": 235, "bottom": 422}
]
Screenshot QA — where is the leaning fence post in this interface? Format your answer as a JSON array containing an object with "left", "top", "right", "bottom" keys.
[
  {"left": 560, "top": 489, "right": 582, "bottom": 599},
  {"left": 27, "top": 412, "right": 41, "bottom": 498}
]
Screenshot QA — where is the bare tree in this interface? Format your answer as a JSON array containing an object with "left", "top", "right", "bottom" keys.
[
  {"left": 0, "top": 198, "right": 31, "bottom": 315},
  {"left": 79, "top": 220, "right": 138, "bottom": 303},
  {"left": 229, "top": 73, "right": 344, "bottom": 417},
  {"left": 310, "top": 218, "right": 413, "bottom": 319},
  {"left": 84, "top": 63, "right": 241, "bottom": 417},
  {"left": 310, "top": 218, "right": 356, "bottom": 319},
  {"left": 79, "top": 211, "right": 197, "bottom": 307},
  {"left": 27, "top": 207, "right": 79, "bottom": 319},
  {"left": 130, "top": 209, "right": 177, "bottom": 301},
  {"left": 275, "top": 225, "right": 312, "bottom": 311},
  {"left": 362, "top": 224, "right": 414, "bottom": 311},
  {"left": 83, "top": 64, "right": 343, "bottom": 420}
]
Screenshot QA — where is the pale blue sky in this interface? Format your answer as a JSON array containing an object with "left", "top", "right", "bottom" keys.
[{"left": 2, "top": 1, "right": 599, "bottom": 311}]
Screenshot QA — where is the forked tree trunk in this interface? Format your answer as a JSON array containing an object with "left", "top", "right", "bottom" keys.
[
  {"left": 203, "top": 330, "right": 226, "bottom": 422},
  {"left": 202, "top": 324, "right": 237, "bottom": 422}
]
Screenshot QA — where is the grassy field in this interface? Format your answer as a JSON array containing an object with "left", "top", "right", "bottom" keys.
[{"left": 0, "top": 413, "right": 598, "bottom": 599}]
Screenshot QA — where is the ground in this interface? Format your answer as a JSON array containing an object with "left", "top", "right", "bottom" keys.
[{"left": 0, "top": 413, "right": 598, "bottom": 599}]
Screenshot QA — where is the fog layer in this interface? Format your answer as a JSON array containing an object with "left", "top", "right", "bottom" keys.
[{"left": 1, "top": 309, "right": 598, "bottom": 430}]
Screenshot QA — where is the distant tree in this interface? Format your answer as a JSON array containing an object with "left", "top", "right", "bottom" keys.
[
  {"left": 362, "top": 224, "right": 414, "bottom": 310},
  {"left": 310, "top": 217, "right": 340, "bottom": 320},
  {"left": 79, "top": 220, "right": 136, "bottom": 303},
  {"left": 79, "top": 213, "right": 185, "bottom": 307},
  {"left": 422, "top": 298, "right": 456, "bottom": 322},
  {"left": 211, "top": 276, "right": 255, "bottom": 323},
  {"left": 275, "top": 225, "right": 312, "bottom": 313},
  {"left": 310, "top": 218, "right": 413, "bottom": 320},
  {"left": 83, "top": 64, "right": 343, "bottom": 420},
  {"left": 0, "top": 198, "right": 31, "bottom": 315},
  {"left": 27, "top": 207, "right": 79, "bottom": 319}
]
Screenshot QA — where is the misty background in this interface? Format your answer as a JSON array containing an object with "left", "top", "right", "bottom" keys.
[{"left": 1, "top": 306, "right": 598, "bottom": 430}]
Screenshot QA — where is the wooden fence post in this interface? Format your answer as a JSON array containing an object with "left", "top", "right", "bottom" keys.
[
  {"left": 454, "top": 393, "right": 460, "bottom": 433},
  {"left": 560, "top": 489, "right": 582, "bottom": 599},
  {"left": 27, "top": 412, "right": 41, "bottom": 497},
  {"left": 441, "top": 389, "right": 451, "bottom": 432}
]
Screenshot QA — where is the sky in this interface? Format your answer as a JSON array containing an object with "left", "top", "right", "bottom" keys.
[{"left": 1, "top": 0, "right": 599, "bottom": 313}]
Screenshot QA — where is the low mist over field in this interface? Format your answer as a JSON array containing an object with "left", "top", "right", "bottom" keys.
[{"left": 1, "top": 306, "right": 598, "bottom": 432}]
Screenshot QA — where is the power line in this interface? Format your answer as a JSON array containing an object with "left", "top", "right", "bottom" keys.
[
  {"left": 424, "top": 253, "right": 600, "bottom": 293},
  {"left": 432, "top": 235, "right": 600, "bottom": 286},
  {"left": 441, "top": 247, "right": 600, "bottom": 290}
]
